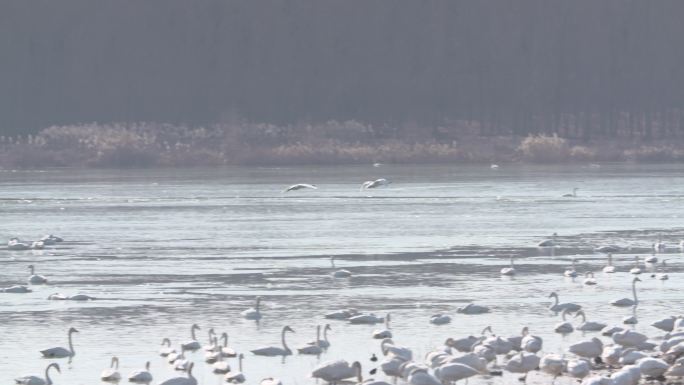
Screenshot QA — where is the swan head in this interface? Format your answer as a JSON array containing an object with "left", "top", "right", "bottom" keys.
[
  {"left": 444, "top": 337, "right": 455, "bottom": 346},
  {"left": 208, "top": 327, "right": 215, "bottom": 335},
  {"left": 548, "top": 292, "right": 558, "bottom": 299},
  {"left": 573, "top": 310, "right": 585, "bottom": 318},
  {"left": 521, "top": 326, "right": 529, "bottom": 335},
  {"left": 633, "top": 277, "right": 641, "bottom": 283},
  {"left": 187, "top": 362, "right": 194, "bottom": 375},
  {"left": 283, "top": 326, "right": 295, "bottom": 333},
  {"left": 220, "top": 332, "right": 228, "bottom": 339},
  {"left": 161, "top": 338, "right": 171, "bottom": 346},
  {"left": 191, "top": 324, "right": 200, "bottom": 331},
  {"left": 47, "top": 362, "right": 61, "bottom": 375},
  {"left": 145, "top": 361, "right": 150, "bottom": 371},
  {"left": 482, "top": 325, "right": 493, "bottom": 335},
  {"left": 238, "top": 353, "right": 244, "bottom": 359},
  {"left": 68, "top": 327, "right": 79, "bottom": 334},
  {"left": 111, "top": 356, "right": 119, "bottom": 369},
  {"left": 324, "top": 324, "right": 332, "bottom": 331}
]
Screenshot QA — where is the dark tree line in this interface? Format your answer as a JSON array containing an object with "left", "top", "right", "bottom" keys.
[{"left": 2, "top": 0, "right": 684, "bottom": 140}]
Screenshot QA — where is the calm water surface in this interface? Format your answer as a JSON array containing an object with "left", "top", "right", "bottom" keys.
[{"left": 1, "top": 164, "right": 684, "bottom": 384}]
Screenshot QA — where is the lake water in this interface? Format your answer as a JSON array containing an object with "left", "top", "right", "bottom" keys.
[{"left": 1, "top": 163, "right": 683, "bottom": 385}]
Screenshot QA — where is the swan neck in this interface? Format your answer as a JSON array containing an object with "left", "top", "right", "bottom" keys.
[
  {"left": 281, "top": 328, "right": 290, "bottom": 352},
  {"left": 632, "top": 281, "right": 638, "bottom": 304},
  {"left": 68, "top": 331, "right": 74, "bottom": 355},
  {"left": 191, "top": 326, "right": 197, "bottom": 341},
  {"left": 45, "top": 365, "right": 53, "bottom": 385},
  {"left": 239, "top": 356, "right": 243, "bottom": 371},
  {"left": 553, "top": 295, "right": 559, "bottom": 307},
  {"left": 580, "top": 312, "right": 586, "bottom": 323},
  {"left": 30, "top": 266, "right": 35, "bottom": 275},
  {"left": 222, "top": 334, "right": 228, "bottom": 347},
  {"left": 316, "top": 326, "right": 321, "bottom": 344},
  {"left": 323, "top": 327, "right": 329, "bottom": 342}
]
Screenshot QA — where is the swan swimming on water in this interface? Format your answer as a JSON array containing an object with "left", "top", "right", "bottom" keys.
[
  {"left": 456, "top": 303, "right": 490, "bottom": 314},
  {"left": 224, "top": 354, "right": 246, "bottom": 383},
  {"left": 630, "top": 256, "right": 642, "bottom": 274},
  {"left": 8, "top": 237, "right": 30, "bottom": 250},
  {"left": 41, "top": 327, "right": 78, "bottom": 358},
  {"left": 241, "top": 297, "right": 263, "bottom": 320},
  {"left": 251, "top": 325, "right": 294, "bottom": 356},
  {"left": 283, "top": 183, "right": 317, "bottom": 192},
  {"left": 603, "top": 253, "right": 616, "bottom": 273},
  {"left": 3, "top": 285, "right": 32, "bottom": 293},
  {"left": 564, "top": 258, "right": 579, "bottom": 277},
  {"left": 361, "top": 178, "right": 390, "bottom": 190},
  {"left": 15, "top": 363, "right": 60, "bottom": 385},
  {"left": 219, "top": 332, "right": 237, "bottom": 357},
  {"left": 574, "top": 310, "right": 607, "bottom": 331},
  {"left": 538, "top": 233, "right": 558, "bottom": 247},
  {"left": 548, "top": 292, "right": 581, "bottom": 312},
  {"left": 158, "top": 362, "right": 197, "bottom": 385},
  {"left": 311, "top": 360, "right": 361, "bottom": 384},
  {"left": 297, "top": 325, "right": 323, "bottom": 355},
  {"left": 27, "top": 265, "right": 47, "bottom": 284},
  {"left": 330, "top": 256, "right": 352, "bottom": 278},
  {"left": 307, "top": 324, "right": 332, "bottom": 348},
  {"left": 372, "top": 314, "right": 392, "bottom": 338},
  {"left": 500, "top": 256, "right": 516, "bottom": 276},
  {"left": 159, "top": 338, "right": 176, "bottom": 357},
  {"left": 611, "top": 277, "right": 641, "bottom": 307},
  {"left": 554, "top": 309, "right": 574, "bottom": 334},
  {"left": 100, "top": 356, "right": 121, "bottom": 382},
  {"left": 180, "top": 324, "right": 201, "bottom": 351},
  {"left": 583, "top": 272, "right": 597, "bottom": 285},
  {"left": 562, "top": 187, "right": 579, "bottom": 197},
  {"left": 128, "top": 361, "right": 153, "bottom": 383}
]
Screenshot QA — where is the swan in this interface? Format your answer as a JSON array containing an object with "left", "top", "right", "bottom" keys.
[
  {"left": 520, "top": 328, "right": 543, "bottom": 353},
  {"left": 612, "top": 330, "right": 648, "bottom": 347},
  {"left": 637, "top": 357, "right": 668, "bottom": 377},
  {"left": 311, "top": 360, "right": 361, "bottom": 384},
  {"left": 31, "top": 241, "right": 45, "bottom": 250},
  {"left": 66, "top": 294, "right": 95, "bottom": 301},
  {"left": 603, "top": 253, "right": 616, "bottom": 273},
  {"left": 500, "top": 256, "right": 516, "bottom": 276},
  {"left": 505, "top": 352, "right": 540, "bottom": 382},
  {"left": 380, "top": 356, "right": 407, "bottom": 378},
  {"left": 260, "top": 379, "right": 282, "bottom": 385},
  {"left": 406, "top": 368, "right": 441, "bottom": 385},
  {"left": 602, "top": 326, "right": 624, "bottom": 337},
  {"left": 212, "top": 353, "right": 230, "bottom": 374},
  {"left": 284, "top": 183, "right": 317, "bottom": 192},
  {"left": 601, "top": 345, "right": 624, "bottom": 366},
  {"left": 652, "top": 316, "right": 677, "bottom": 332},
  {"left": 47, "top": 293, "right": 67, "bottom": 300},
  {"left": 370, "top": 314, "right": 393, "bottom": 338},
  {"left": 610, "top": 277, "right": 640, "bottom": 307},
  {"left": 645, "top": 254, "right": 658, "bottom": 263},
  {"left": 434, "top": 362, "right": 479, "bottom": 383},
  {"left": 472, "top": 343, "right": 496, "bottom": 363},
  {"left": 619, "top": 350, "right": 647, "bottom": 365},
  {"left": 566, "top": 359, "right": 591, "bottom": 379},
  {"left": 202, "top": 328, "right": 216, "bottom": 351},
  {"left": 610, "top": 366, "right": 641, "bottom": 385},
  {"left": 654, "top": 237, "right": 666, "bottom": 253},
  {"left": 581, "top": 375, "right": 615, "bottom": 385},
  {"left": 538, "top": 233, "right": 558, "bottom": 247},
  {"left": 128, "top": 361, "right": 153, "bottom": 383},
  {"left": 325, "top": 308, "right": 359, "bottom": 320},
  {"left": 40, "top": 327, "right": 78, "bottom": 358},
  {"left": 490, "top": 164, "right": 499, "bottom": 169},
  {"left": 224, "top": 354, "right": 246, "bottom": 383},
  {"left": 251, "top": 325, "right": 294, "bottom": 356},
  {"left": 548, "top": 292, "right": 581, "bottom": 312},
  {"left": 306, "top": 324, "right": 331, "bottom": 348},
  {"left": 596, "top": 245, "right": 620, "bottom": 253},
  {"left": 629, "top": 256, "right": 641, "bottom": 275},
  {"left": 445, "top": 331, "right": 483, "bottom": 353},
  {"left": 429, "top": 313, "right": 451, "bottom": 325},
  {"left": 380, "top": 338, "right": 412, "bottom": 360},
  {"left": 298, "top": 325, "right": 323, "bottom": 355},
  {"left": 666, "top": 362, "right": 684, "bottom": 377},
  {"left": 456, "top": 303, "right": 490, "bottom": 314},
  {"left": 181, "top": 324, "right": 201, "bottom": 351},
  {"left": 575, "top": 310, "right": 607, "bottom": 331},
  {"left": 101, "top": 356, "right": 122, "bottom": 382},
  {"left": 583, "top": 272, "right": 597, "bottom": 285},
  {"left": 159, "top": 338, "right": 176, "bottom": 357},
  {"left": 27, "top": 265, "right": 47, "bottom": 284},
  {"left": 8, "top": 238, "right": 30, "bottom": 250},
  {"left": 40, "top": 235, "right": 63, "bottom": 244},
  {"left": 330, "top": 257, "right": 352, "bottom": 278},
  {"left": 361, "top": 178, "right": 390, "bottom": 190},
  {"left": 483, "top": 333, "right": 513, "bottom": 355},
  {"left": 564, "top": 258, "right": 579, "bottom": 277},
  {"left": 562, "top": 188, "right": 579, "bottom": 197},
  {"left": 539, "top": 354, "right": 565, "bottom": 379},
  {"left": 349, "top": 313, "right": 384, "bottom": 324},
  {"left": 241, "top": 297, "right": 263, "bottom": 320},
  {"left": 3, "top": 285, "right": 32, "bottom": 293},
  {"left": 157, "top": 362, "right": 197, "bottom": 385},
  {"left": 554, "top": 309, "right": 574, "bottom": 334},
  {"left": 15, "top": 363, "right": 60, "bottom": 385},
  {"left": 569, "top": 337, "right": 603, "bottom": 358},
  {"left": 167, "top": 346, "right": 185, "bottom": 364},
  {"left": 205, "top": 337, "right": 221, "bottom": 363},
  {"left": 622, "top": 315, "right": 637, "bottom": 325},
  {"left": 173, "top": 348, "right": 191, "bottom": 371},
  {"left": 219, "top": 332, "right": 237, "bottom": 357}
]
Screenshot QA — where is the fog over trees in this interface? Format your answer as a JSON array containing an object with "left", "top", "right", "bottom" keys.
[{"left": 2, "top": 0, "right": 684, "bottom": 141}]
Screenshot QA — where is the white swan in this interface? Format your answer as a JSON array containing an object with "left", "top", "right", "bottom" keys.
[
  {"left": 562, "top": 187, "right": 579, "bottom": 197},
  {"left": 101, "top": 356, "right": 121, "bottom": 382},
  {"left": 651, "top": 316, "right": 677, "bottom": 332},
  {"left": 181, "top": 324, "right": 201, "bottom": 351},
  {"left": 40, "top": 234, "right": 63, "bottom": 244},
  {"left": 41, "top": 327, "right": 78, "bottom": 358},
  {"left": 241, "top": 297, "right": 263, "bottom": 320},
  {"left": 157, "top": 362, "right": 197, "bottom": 385},
  {"left": 603, "top": 253, "right": 616, "bottom": 273},
  {"left": 284, "top": 183, "right": 317, "bottom": 192},
  {"left": 500, "top": 256, "right": 516, "bottom": 276},
  {"left": 202, "top": 328, "right": 216, "bottom": 351},
  {"left": 566, "top": 359, "right": 591, "bottom": 379},
  {"left": 251, "top": 325, "right": 294, "bottom": 356},
  {"left": 666, "top": 362, "right": 684, "bottom": 377},
  {"left": 406, "top": 368, "right": 441, "bottom": 385},
  {"left": 434, "top": 362, "right": 479, "bottom": 383},
  {"left": 205, "top": 337, "right": 221, "bottom": 363},
  {"left": 260, "top": 378, "right": 282, "bottom": 385},
  {"left": 219, "top": 332, "right": 237, "bottom": 357},
  {"left": 298, "top": 325, "right": 323, "bottom": 355},
  {"left": 361, "top": 178, "right": 390, "bottom": 190},
  {"left": 629, "top": 256, "right": 642, "bottom": 275},
  {"left": 349, "top": 313, "right": 385, "bottom": 324},
  {"left": 539, "top": 354, "right": 565, "bottom": 379},
  {"left": 610, "top": 277, "right": 640, "bottom": 307},
  {"left": 548, "top": 292, "right": 581, "bottom": 312},
  {"left": 27, "top": 265, "right": 47, "bottom": 284},
  {"left": 3, "top": 285, "right": 32, "bottom": 293},
  {"left": 15, "top": 363, "right": 60, "bottom": 385},
  {"left": 128, "top": 361, "right": 153, "bottom": 383},
  {"left": 325, "top": 308, "right": 359, "bottom": 320},
  {"left": 212, "top": 354, "right": 230, "bottom": 374},
  {"left": 380, "top": 338, "right": 413, "bottom": 360},
  {"left": 622, "top": 315, "right": 637, "bottom": 324},
  {"left": 330, "top": 256, "right": 352, "bottom": 278},
  {"left": 8, "top": 237, "right": 30, "bottom": 250},
  {"left": 554, "top": 309, "right": 574, "bottom": 334},
  {"left": 224, "top": 354, "right": 246, "bottom": 383},
  {"left": 483, "top": 334, "right": 513, "bottom": 355},
  {"left": 504, "top": 352, "right": 540, "bottom": 382},
  {"left": 159, "top": 338, "right": 176, "bottom": 357},
  {"left": 568, "top": 337, "right": 603, "bottom": 358},
  {"left": 520, "top": 328, "right": 543, "bottom": 353},
  {"left": 67, "top": 294, "right": 95, "bottom": 301},
  {"left": 538, "top": 233, "right": 558, "bottom": 247},
  {"left": 575, "top": 310, "right": 607, "bottom": 331},
  {"left": 612, "top": 330, "right": 648, "bottom": 347},
  {"left": 637, "top": 357, "right": 668, "bottom": 377},
  {"left": 583, "top": 272, "right": 597, "bottom": 285},
  {"left": 167, "top": 346, "right": 185, "bottom": 364},
  {"left": 455, "top": 303, "right": 490, "bottom": 314},
  {"left": 596, "top": 245, "right": 620, "bottom": 253},
  {"left": 308, "top": 324, "right": 331, "bottom": 348},
  {"left": 429, "top": 314, "right": 451, "bottom": 325},
  {"left": 311, "top": 360, "right": 361, "bottom": 384},
  {"left": 645, "top": 254, "right": 658, "bottom": 263},
  {"left": 564, "top": 258, "right": 579, "bottom": 277}
]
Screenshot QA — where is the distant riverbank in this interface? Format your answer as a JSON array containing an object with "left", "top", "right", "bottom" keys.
[{"left": 1, "top": 122, "right": 684, "bottom": 168}]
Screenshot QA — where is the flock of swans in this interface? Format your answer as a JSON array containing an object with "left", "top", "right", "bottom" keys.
[{"left": 6, "top": 232, "right": 684, "bottom": 385}]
